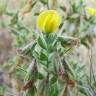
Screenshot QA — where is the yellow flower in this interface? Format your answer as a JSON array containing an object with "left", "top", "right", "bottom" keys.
[
  {"left": 86, "top": 7, "right": 96, "bottom": 16},
  {"left": 37, "top": 10, "right": 61, "bottom": 33}
]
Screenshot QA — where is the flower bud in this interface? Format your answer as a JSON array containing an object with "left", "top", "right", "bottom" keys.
[
  {"left": 86, "top": 7, "right": 96, "bottom": 16},
  {"left": 37, "top": 10, "right": 61, "bottom": 33}
]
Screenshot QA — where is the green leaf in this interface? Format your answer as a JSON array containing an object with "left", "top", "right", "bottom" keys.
[
  {"left": 10, "top": 12, "right": 18, "bottom": 25},
  {"left": 23, "top": 42, "right": 37, "bottom": 55},
  {"left": 50, "top": 83, "right": 59, "bottom": 96},
  {"left": 40, "top": 51, "right": 48, "bottom": 61},
  {"left": 26, "top": 86, "right": 36, "bottom": 96},
  {"left": 38, "top": 36, "right": 47, "bottom": 49},
  {"left": 78, "top": 85, "right": 91, "bottom": 96},
  {"left": 58, "top": 36, "right": 79, "bottom": 48},
  {"left": 39, "top": 0, "right": 48, "bottom": 4},
  {"left": 50, "top": 75, "right": 58, "bottom": 85},
  {"left": 33, "top": 51, "right": 40, "bottom": 59},
  {"left": 36, "top": 72, "right": 45, "bottom": 80}
]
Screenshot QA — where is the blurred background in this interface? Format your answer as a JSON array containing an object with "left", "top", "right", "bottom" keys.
[{"left": 0, "top": 0, "right": 96, "bottom": 95}]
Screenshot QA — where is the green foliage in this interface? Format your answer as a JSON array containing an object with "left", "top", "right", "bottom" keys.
[
  {"left": 38, "top": 36, "right": 47, "bottom": 49},
  {"left": 1, "top": 0, "right": 96, "bottom": 96}
]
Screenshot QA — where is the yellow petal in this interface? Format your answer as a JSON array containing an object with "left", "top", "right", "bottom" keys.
[
  {"left": 37, "top": 10, "right": 51, "bottom": 31},
  {"left": 44, "top": 11, "right": 61, "bottom": 33}
]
